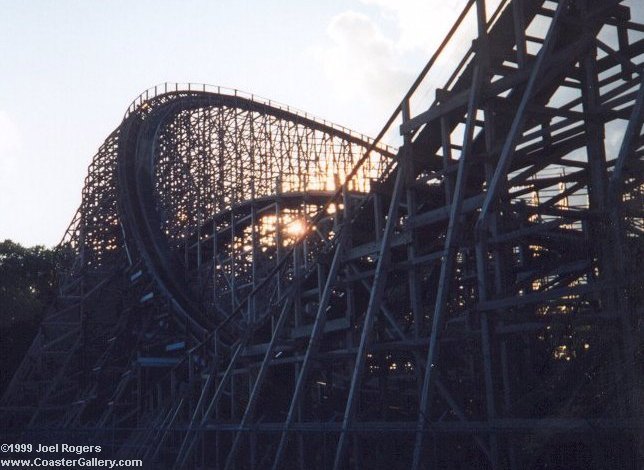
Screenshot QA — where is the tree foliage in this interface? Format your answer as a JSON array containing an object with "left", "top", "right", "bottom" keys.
[{"left": 0, "top": 239, "right": 59, "bottom": 392}]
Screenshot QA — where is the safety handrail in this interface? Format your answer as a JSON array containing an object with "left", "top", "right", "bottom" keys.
[{"left": 123, "top": 82, "right": 396, "bottom": 155}]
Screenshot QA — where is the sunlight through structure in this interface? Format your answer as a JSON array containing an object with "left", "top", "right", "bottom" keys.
[{"left": 2, "top": 1, "right": 643, "bottom": 469}]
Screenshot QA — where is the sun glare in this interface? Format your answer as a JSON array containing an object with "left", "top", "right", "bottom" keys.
[{"left": 286, "top": 219, "right": 307, "bottom": 238}]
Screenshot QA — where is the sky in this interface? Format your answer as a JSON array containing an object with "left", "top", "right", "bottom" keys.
[
  {"left": 0, "top": 0, "right": 472, "bottom": 247},
  {"left": 4, "top": 1, "right": 640, "bottom": 248}
]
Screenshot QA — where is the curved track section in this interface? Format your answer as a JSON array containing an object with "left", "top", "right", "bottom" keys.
[
  {"left": 2, "top": 1, "right": 643, "bottom": 469},
  {"left": 0, "top": 86, "right": 395, "bottom": 445},
  {"left": 116, "top": 91, "right": 393, "bottom": 340}
]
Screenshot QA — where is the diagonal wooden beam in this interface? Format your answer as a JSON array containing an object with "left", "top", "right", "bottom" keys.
[
  {"left": 224, "top": 299, "right": 293, "bottom": 470},
  {"left": 332, "top": 148, "right": 409, "bottom": 470},
  {"left": 412, "top": 62, "right": 486, "bottom": 470},
  {"left": 477, "top": 0, "right": 569, "bottom": 230},
  {"left": 271, "top": 230, "right": 349, "bottom": 470}
]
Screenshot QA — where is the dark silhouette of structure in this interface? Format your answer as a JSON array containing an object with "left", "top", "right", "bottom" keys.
[{"left": 2, "top": 0, "right": 642, "bottom": 468}]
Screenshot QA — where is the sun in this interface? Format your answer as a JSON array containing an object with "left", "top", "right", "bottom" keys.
[{"left": 286, "top": 219, "right": 307, "bottom": 238}]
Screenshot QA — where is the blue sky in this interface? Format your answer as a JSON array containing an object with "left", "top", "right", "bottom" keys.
[
  {"left": 2, "top": 1, "right": 642, "bottom": 247},
  {"left": 0, "top": 0, "right": 517, "bottom": 246}
]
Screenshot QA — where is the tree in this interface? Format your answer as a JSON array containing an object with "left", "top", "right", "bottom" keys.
[{"left": 0, "top": 240, "right": 59, "bottom": 392}]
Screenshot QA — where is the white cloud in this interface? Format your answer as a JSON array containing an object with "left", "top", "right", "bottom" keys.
[
  {"left": 320, "top": 10, "right": 413, "bottom": 107},
  {"left": 360, "top": 0, "right": 465, "bottom": 53},
  {"left": 316, "top": 0, "right": 476, "bottom": 135}
]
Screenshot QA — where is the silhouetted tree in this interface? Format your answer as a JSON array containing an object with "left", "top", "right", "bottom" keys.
[{"left": 0, "top": 240, "right": 59, "bottom": 392}]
